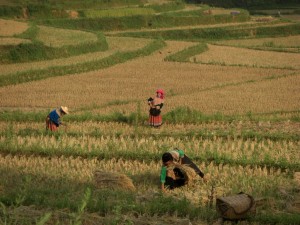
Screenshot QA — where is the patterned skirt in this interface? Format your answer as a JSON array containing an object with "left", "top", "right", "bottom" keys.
[{"left": 149, "top": 114, "right": 162, "bottom": 127}]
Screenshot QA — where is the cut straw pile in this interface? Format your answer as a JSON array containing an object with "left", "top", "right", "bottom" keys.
[
  {"left": 175, "top": 164, "right": 197, "bottom": 185},
  {"left": 93, "top": 170, "right": 136, "bottom": 191}
]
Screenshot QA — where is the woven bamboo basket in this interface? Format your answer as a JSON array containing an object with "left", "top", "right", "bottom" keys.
[{"left": 216, "top": 193, "right": 256, "bottom": 220}]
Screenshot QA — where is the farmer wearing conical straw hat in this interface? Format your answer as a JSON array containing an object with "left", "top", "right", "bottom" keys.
[
  {"left": 160, "top": 148, "right": 206, "bottom": 192},
  {"left": 46, "top": 106, "right": 69, "bottom": 131}
]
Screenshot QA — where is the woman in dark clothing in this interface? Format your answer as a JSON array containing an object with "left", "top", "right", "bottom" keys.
[
  {"left": 160, "top": 149, "right": 206, "bottom": 191},
  {"left": 148, "top": 89, "right": 164, "bottom": 127}
]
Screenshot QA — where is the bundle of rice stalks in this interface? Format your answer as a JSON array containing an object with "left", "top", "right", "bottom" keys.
[
  {"left": 175, "top": 164, "right": 197, "bottom": 185},
  {"left": 93, "top": 170, "right": 136, "bottom": 191}
]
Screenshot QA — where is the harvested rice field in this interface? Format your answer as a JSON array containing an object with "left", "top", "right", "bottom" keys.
[
  {"left": 0, "top": 40, "right": 299, "bottom": 114},
  {"left": 192, "top": 44, "right": 300, "bottom": 69},
  {"left": 0, "top": 1, "right": 300, "bottom": 224}
]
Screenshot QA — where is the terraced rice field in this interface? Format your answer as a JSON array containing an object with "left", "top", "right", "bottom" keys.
[{"left": 0, "top": 6, "right": 300, "bottom": 224}]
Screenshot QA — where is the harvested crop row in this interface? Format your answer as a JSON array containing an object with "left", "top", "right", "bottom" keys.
[
  {"left": 1, "top": 128, "right": 299, "bottom": 165},
  {"left": 0, "top": 154, "right": 294, "bottom": 205}
]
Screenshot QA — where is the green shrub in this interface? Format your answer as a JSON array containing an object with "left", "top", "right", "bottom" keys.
[
  {"left": 39, "top": 12, "right": 250, "bottom": 32},
  {"left": 8, "top": 42, "right": 52, "bottom": 62},
  {"left": 0, "top": 5, "right": 23, "bottom": 17},
  {"left": 165, "top": 42, "right": 208, "bottom": 62},
  {"left": 118, "top": 23, "right": 300, "bottom": 41},
  {"left": 27, "top": 3, "right": 53, "bottom": 18}
]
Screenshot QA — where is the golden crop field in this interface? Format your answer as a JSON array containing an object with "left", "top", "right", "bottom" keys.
[
  {"left": 0, "top": 40, "right": 299, "bottom": 114},
  {"left": 0, "top": 154, "right": 294, "bottom": 205},
  {"left": 0, "top": 4, "right": 300, "bottom": 224},
  {"left": 192, "top": 44, "right": 300, "bottom": 69}
]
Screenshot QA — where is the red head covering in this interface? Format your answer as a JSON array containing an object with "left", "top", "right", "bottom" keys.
[{"left": 156, "top": 89, "right": 165, "bottom": 99}]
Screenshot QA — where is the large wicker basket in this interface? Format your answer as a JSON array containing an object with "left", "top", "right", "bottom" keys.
[{"left": 216, "top": 192, "right": 256, "bottom": 220}]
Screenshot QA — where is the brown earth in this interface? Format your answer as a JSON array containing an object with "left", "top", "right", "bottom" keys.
[{"left": 0, "top": 19, "right": 28, "bottom": 36}]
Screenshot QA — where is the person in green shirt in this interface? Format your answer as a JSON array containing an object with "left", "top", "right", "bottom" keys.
[{"left": 160, "top": 148, "right": 206, "bottom": 191}]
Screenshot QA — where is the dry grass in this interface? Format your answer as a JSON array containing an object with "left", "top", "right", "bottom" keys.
[
  {"left": 0, "top": 19, "right": 28, "bottom": 36},
  {"left": 0, "top": 37, "right": 31, "bottom": 45},
  {"left": 192, "top": 44, "right": 300, "bottom": 69},
  {"left": 0, "top": 154, "right": 294, "bottom": 206},
  {"left": 175, "top": 164, "right": 198, "bottom": 185},
  {"left": 171, "top": 73, "right": 300, "bottom": 114}
]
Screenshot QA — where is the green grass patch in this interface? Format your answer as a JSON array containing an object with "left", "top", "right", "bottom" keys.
[
  {"left": 165, "top": 42, "right": 208, "bottom": 62},
  {"left": 0, "top": 5, "right": 22, "bottom": 18},
  {"left": 1, "top": 107, "right": 299, "bottom": 125},
  {"left": 83, "top": 7, "right": 155, "bottom": 18},
  {"left": 39, "top": 12, "right": 250, "bottom": 32},
  {"left": 117, "top": 23, "right": 300, "bottom": 41},
  {"left": 0, "top": 0, "right": 145, "bottom": 18},
  {"left": 0, "top": 29, "right": 108, "bottom": 63},
  {"left": 146, "top": 1, "right": 185, "bottom": 13}
]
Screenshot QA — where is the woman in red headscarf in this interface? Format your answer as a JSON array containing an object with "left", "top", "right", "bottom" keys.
[{"left": 148, "top": 89, "right": 164, "bottom": 127}]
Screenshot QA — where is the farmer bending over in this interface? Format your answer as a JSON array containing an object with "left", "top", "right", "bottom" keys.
[
  {"left": 46, "top": 106, "right": 69, "bottom": 131},
  {"left": 160, "top": 148, "right": 206, "bottom": 192}
]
